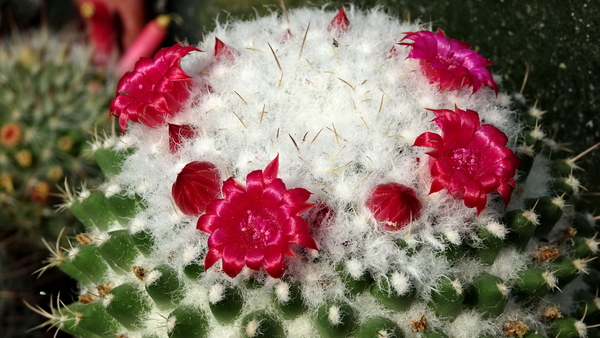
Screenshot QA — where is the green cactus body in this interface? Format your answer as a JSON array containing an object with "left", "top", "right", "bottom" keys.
[
  {"left": 466, "top": 273, "right": 509, "bottom": 319},
  {"left": 273, "top": 281, "right": 308, "bottom": 319},
  {"left": 208, "top": 283, "right": 244, "bottom": 324},
  {"left": 167, "top": 305, "right": 209, "bottom": 338},
  {"left": 355, "top": 316, "right": 404, "bottom": 338},
  {"left": 429, "top": 276, "right": 465, "bottom": 320},
  {"left": 315, "top": 302, "right": 357, "bottom": 338},
  {"left": 104, "top": 282, "right": 152, "bottom": 330}
]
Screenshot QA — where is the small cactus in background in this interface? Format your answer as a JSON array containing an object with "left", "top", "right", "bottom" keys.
[
  {"left": 0, "top": 28, "right": 115, "bottom": 336},
  {"left": 0, "top": 28, "right": 113, "bottom": 237},
  {"left": 34, "top": 7, "right": 599, "bottom": 338}
]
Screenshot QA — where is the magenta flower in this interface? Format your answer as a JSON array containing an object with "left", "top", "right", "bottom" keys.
[
  {"left": 366, "top": 183, "right": 422, "bottom": 230},
  {"left": 213, "top": 37, "right": 238, "bottom": 61},
  {"left": 399, "top": 29, "right": 497, "bottom": 94},
  {"left": 413, "top": 106, "right": 519, "bottom": 215},
  {"left": 168, "top": 123, "right": 197, "bottom": 153},
  {"left": 328, "top": 6, "right": 350, "bottom": 35},
  {"left": 197, "top": 156, "right": 318, "bottom": 278},
  {"left": 110, "top": 43, "right": 200, "bottom": 133},
  {"left": 172, "top": 161, "right": 221, "bottom": 216}
]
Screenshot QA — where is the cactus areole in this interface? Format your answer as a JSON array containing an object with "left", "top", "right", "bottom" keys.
[{"left": 35, "top": 7, "right": 599, "bottom": 338}]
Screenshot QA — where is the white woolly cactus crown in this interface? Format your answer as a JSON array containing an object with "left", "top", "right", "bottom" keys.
[
  {"left": 36, "top": 6, "right": 600, "bottom": 338},
  {"left": 122, "top": 6, "right": 520, "bottom": 257},
  {"left": 122, "top": 6, "right": 507, "bottom": 285}
]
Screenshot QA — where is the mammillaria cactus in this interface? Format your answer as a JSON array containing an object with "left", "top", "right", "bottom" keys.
[{"left": 33, "top": 7, "right": 599, "bottom": 338}]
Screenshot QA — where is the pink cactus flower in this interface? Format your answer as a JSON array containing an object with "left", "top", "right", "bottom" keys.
[
  {"left": 328, "top": 6, "right": 350, "bottom": 35},
  {"left": 197, "top": 156, "right": 318, "bottom": 278},
  {"left": 110, "top": 43, "right": 200, "bottom": 133},
  {"left": 366, "top": 183, "right": 422, "bottom": 230},
  {"left": 413, "top": 106, "right": 519, "bottom": 215},
  {"left": 172, "top": 161, "right": 221, "bottom": 216},
  {"left": 213, "top": 37, "right": 238, "bottom": 61},
  {"left": 399, "top": 29, "right": 497, "bottom": 94},
  {"left": 168, "top": 123, "right": 197, "bottom": 154}
]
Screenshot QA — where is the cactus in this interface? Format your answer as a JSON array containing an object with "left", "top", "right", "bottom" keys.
[
  {"left": 34, "top": 8, "right": 599, "bottom": 338},
  {"left": 0, "top": 28, "right": 113, "bottom": 238},
  {"left": 0, "top": 28, "right": 114, "bottom": 336}
]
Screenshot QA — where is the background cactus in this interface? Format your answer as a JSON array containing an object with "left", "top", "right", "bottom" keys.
[
  {"left": 0, "top": 28, "right": 114, "bottom": 336},
  {"left": 33, "top": 7, "right": 599, "bottom": 338},
  {"left": 0, "top": 27, "right": 113, "bottom": 238}
]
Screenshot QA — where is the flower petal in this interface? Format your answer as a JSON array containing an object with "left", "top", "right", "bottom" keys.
[
  {"left": 366, "top": 182, "right": 422, "bottom": 230},
  {"left": 168, "top": 124, "right": 198, "bottom": 153},
  {"left": 328, "top": 6, "right": 350, "bottom": 35},
  {"left": 284, "top": 216, "right": 311, "bottom": 236},
  {"left": 263, "top": 247, "right": 285, "bottom": 278},
  {"left": 414, "top": 106, "right": 518, "bottom": 214},
  {"left": 246, "top": 170, "right": 265, "bottom": 200},
  {"left": 197, "top": 214, "right": 223, "bottom": 234},
  {"left": 262, "top": 179, "right": 286, "bottom": 206},
  {"left": 204, "top": 247, "right": 222, "bottom": 270},
  {"left": 244, "top": 249, "right": 264, "bottom": 270},
  {"left": 290, "top": 233, "right": 319, "bottom": 251},
  {"left": 221, "top": 245, "right": 245, "bottom": 278},
  {"left": 263, "top": 155, "right": 280, "bottom": 185},
  {"left": 172, "top": 161, "right": 221, "bottom": 216},
  {"left": 208, "top": 228, "right": 232, "bottom": 248}
]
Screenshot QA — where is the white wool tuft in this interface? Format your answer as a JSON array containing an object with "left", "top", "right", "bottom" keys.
[
  {"left": 448, "top": 311, "right": 495, "bottom": 338},
  {"left": 377, "top": 329, "right": 392, "bottom": 338},
  {"left": 92, "top": 230, "right": 110, "bottom": 245},
  {"left": 144, "top": 269, "right": 161, "bottom": 286},
  {"left": 486, "top": 222, "right": 507, "bottom": 239},
  {"left": 345, "top": 259, "right": 364, "bottom": 280},
  {"left": 274, "top": 281, "right": 290, "bottom": 303},
  {"left": 208, "top": 283, "right": 225, "bottom": 304},
  {"left": 165, "top": 315, "right": 177, "bottom": 333},
  {"left": 575, "top": 320, "right": 588, "bottom": 337},
  {"left": 542, "top": 271, "right": 558, "bottom": 290},
  {"left": 104, "top": 182, "right": 121, "bottom": 198},
  {"left": 451, "top": 279, "right": 464, "bottom": 295},
  {"left": 490, "top": 247, "right": 527, "bottom": 281},
  {"left": 101, "top": 293, "right": 114, "bottom": 307},
  {"left": 328, "top": 305, "right": 342, "bottom": 325},
  {"left": 391, "top": 272, "right": 411, "bottom": 295},
  {"left": 245, "top": 319, "right": 260, "bottom": 338},
  {"left": 66, "top": 247, "right": 79, "bottom": 259}
]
